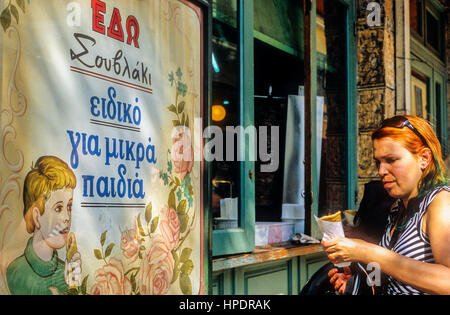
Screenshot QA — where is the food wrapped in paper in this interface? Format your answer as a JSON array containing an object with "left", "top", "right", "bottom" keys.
[{"left": 315, "top": 211, "right": 351, "bottom": 267}]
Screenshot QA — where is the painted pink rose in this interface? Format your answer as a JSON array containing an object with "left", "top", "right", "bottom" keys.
[
  {"left": 159, "top": 205, "right": 181, "bottom": 251},
  {"left": 171, "top": 126, "right": 194, "bottom": 180},
  {"left": 90, "top": 258, "right": 132, "bottom": 295},
  {"left": 120, "top": 219, "right": 140, "bottom": 262},
  {"left": 139, "top": 236, "right": 174, "bottom": 295}
]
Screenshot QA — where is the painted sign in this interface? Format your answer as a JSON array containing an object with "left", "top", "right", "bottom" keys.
[{"left": 0, "top": 0, "right": 204, "bottom": 295}]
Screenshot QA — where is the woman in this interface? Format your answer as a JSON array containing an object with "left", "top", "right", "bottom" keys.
[{"left": 322, "top": 115, "right": 449, "bottom": 295}]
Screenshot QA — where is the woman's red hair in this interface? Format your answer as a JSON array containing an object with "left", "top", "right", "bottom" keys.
[{"left": 372, "top": 115, "right": 447, "bottom": 196}]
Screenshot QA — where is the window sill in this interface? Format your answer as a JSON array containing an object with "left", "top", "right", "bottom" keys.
[{"left": 212, "top": 243, "right": 324, "bottom": 272}]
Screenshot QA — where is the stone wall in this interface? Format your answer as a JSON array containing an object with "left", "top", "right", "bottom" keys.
[{"left": 356, "top": 0, "right": 396, "bottom": 202}]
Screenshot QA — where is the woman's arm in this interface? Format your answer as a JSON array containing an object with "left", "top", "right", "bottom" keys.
[{"left": 323, "top": 191, "right": 450, "bottom": 295}]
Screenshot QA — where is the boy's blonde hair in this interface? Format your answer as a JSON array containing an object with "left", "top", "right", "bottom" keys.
[{"left": 23, "top": 156, "right": 76, "bottom": 233}]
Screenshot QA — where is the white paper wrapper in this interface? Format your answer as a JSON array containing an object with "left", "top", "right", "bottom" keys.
[
  {"left": 343, "top": 210, "right": 357, "bottom": 227},
  {"left": 314, "top": 215, "right": 351, "bottom": 267}
]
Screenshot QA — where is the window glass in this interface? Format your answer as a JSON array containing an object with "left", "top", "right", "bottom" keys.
[
  {"left": 252, "top": 0, "right": 305, "bottom": 235},
  {"left": 426, "top": 10, "right": 440, "bottom": 53},
  {"left": 316, "top": 0, "right": 348, "bottom": 216},
  {"left": 410, "top": 0, "right": 423, "bottom": 36},
  {"left": 253, "top": 0, "right": 303, "bottom": 54},
  {"left": 211, "top": 0, "right": 241, "bottom": 231}
]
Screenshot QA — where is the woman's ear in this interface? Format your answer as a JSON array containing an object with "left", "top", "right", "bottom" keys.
[
  {"left": 419, "top": 148, "right": 432, "bottom": 171},
  {"left": 32, "top": 207, "right": 41, "bottom": 230}
]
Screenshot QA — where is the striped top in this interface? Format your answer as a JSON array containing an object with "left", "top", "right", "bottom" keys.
[{"left": 379, "top": 185, "right": 450, "bottom": 295}]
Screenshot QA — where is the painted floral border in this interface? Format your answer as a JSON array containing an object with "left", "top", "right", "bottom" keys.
[{"left": 76, "top": 68, "right": 196, "bottom": 295}]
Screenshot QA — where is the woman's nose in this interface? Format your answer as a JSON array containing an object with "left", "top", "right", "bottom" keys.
[{"left": 378, "top": 163, "right": 389, "bottom": 177}]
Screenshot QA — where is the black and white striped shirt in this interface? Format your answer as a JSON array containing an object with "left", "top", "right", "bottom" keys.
[{"left": 379, "top": 185, "right": 450, "bottom": 295}]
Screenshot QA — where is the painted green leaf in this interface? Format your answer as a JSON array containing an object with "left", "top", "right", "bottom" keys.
[
  {"left": 131, "top": 273, "right": 137, "bottom": 292},
  {"left": 81, "top": 275, "right": 89, "bottom": 295},
  {"left": 185, "top": 115, "right": 190, "bottom": 128},
  {"left": 181, "top": 259, "right": 194, "bottom": 275},
  {"left": 172, "top": 120, "right": 181, "bottom": 127},
  {"left": 178, "top": 101, "right": 185, "bottom": 114},
  {"left": 177, "top": 199, "right": 187, "bottom": 215},
  {"left": 174, "top": 177, "right": 181, "bottom": 187},
  {"left": 94, "top": 249, "right": 103, "bottom": 260},
  {"left": 180, "top": 214, "right": 188, "bottom": 233},
  {"left": 137, "top": 213, "right": 146, "bottom": 237},
  {"left": 180, "top": 273, "right": 192, "bottom": 295},
  {"left": 168, "top": 190, "right": 176, "bottom": 209},
  {"left": 180, "top": 247, "right": 192, "bottom": 263},
  {"left": 168, "top": 104, "right": 177, "bottom": 113},
  {"left": 150, "top": 216, "right": 159, "bottom": 233},
  {"left": 172, "top": 251, "right": 179, "bottom": 266},
  {"left": 100, "top": 231, "right": 107, "bottom": 247},
  {"left": 104, "top": 243, "right": 115, "bottom": 258},
  {"left": 171, "top": 266, "right": 180, "bottom": 284},
  {"left": 15, "top": 0, "right": 25, "bottom": 13},
  {"left": 10, "top": 5, "right": 18, "bottom": 24},
  {"left": 0, "top": 7, "right": 11, "bottom": 32},
  {"left": 145, "top": 202, "right": 152, "bottom": 223}
]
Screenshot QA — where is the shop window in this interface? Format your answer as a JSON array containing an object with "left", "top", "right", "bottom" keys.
[
  {"left": 253, "top": 0, "right": 303, "bottom": 224},
  {"left": 316, "top": 0, "right": 349, "bottom": 216},
  {"left": 211, "top": 0, "right": 241, "bottom": 230},
  {"left": 211, "top": 0, "right": 356, "bottom": 256},
  {"left": 211, "top": 0, "right": 256, "bottom": 257}
]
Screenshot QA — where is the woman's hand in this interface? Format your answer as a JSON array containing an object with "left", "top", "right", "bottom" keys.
[
  {"left": 321, "top": 237, "right": 369, "bottom": 265},
  {"left": 328, "top": 267, "right": 352, "bottom": 294}
]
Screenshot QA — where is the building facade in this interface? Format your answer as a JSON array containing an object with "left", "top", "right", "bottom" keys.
[{"left": 0, "top": 0, "right": 448, "bottom": 295}]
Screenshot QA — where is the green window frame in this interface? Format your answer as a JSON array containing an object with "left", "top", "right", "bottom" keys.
[
  {"left": 410, "top": 0, "right": 446, "bottom": 60},
  {"left": 211, "top": 0, "right": 255, "bottom": 257}
]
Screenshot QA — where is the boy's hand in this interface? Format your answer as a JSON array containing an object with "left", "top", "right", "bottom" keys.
[{"left": 64, "top": 252, "right": 82, "bottom": 287}]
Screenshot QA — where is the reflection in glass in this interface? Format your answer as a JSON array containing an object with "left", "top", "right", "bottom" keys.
[
  {"left": 316, "top": 0, "right": 348, "bottom": 216},
  {"left": 211, "top": 0, "right": 240, "bottom": 230},
  {"left": 254, "top": 0, "right": 304, "bottom": 223}
]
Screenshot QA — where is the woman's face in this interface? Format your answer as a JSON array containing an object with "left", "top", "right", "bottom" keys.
[
  {"left": 373, "top": 138, "right": 423, "bottom": 202},
  {"left": 37, "top": 188, "right": 73, "bottom": 250}
]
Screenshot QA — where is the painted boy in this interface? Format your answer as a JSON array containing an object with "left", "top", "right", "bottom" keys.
[{"left": 6, "top": 156, "right": 82, "bottom": 295}]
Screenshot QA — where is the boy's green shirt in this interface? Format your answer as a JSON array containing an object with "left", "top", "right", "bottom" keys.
[{"left": 6, "top": 237, "right": 68, "bottom": 295}]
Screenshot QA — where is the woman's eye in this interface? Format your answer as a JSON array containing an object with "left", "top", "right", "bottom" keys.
[{"left": 55, "top": 205, "right": 63, "bottom": 213}]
